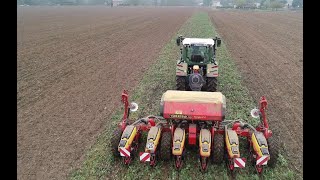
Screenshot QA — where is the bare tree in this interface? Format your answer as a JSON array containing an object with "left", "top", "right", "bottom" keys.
[{"left": 270, "top": 0, "right": 284, "bottom": 10}]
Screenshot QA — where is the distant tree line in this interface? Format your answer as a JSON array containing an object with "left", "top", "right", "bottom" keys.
[
  {"left": 17, "top": 0, "right": 302, "bottom": 8},
  {"left": 218, "top": 0, "right": 303, "bottom": 9},
  {"left": 259, "top": 0, "right": 283, "bottom": 9},
  {"left": 202, "top": 0, "right": 212, "bottom": 6},
  {"left": 292, "top": 0, "right": 302, "bottom": 8},
  {"left": 17, "top": 0, "right": 198, "bottom": 6},
  {"left": 17, "top": 0, "right": 115, "bottom": 5},
  {"left": 120, "top": 0, "right": 196, "bottom": 6},
  {"left": 219, "top": 0, "right": 290, "bottom": 10}
]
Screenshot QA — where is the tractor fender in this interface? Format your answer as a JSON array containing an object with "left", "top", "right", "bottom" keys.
[
  {"left": 176, "top": 62, "right": 188, "bottom": 76},
  {"left": 207, "top": 63, "right": 218, "bottom": 77}
]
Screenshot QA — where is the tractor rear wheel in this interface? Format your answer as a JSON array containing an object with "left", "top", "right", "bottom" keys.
[
  {"left": 176, "top": 76, "right": 186, "bottom": 91},
  {"left": 212, "top": 133, "right": 224, "bottom": 164},
  {"left": 160, "top": 131, "right": 172, "bottom": 161},
  {"left": 207, "top": 77, "right": 217, "bottom": 92},
  {"left": 267, "top": 136, "right": 280, "bottom": 167},
  {"left": 111, "top": 128, "right": 122, "bottom": 157}
]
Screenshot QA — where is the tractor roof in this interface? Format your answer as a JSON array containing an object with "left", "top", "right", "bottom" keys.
[
  {"left": 161, "top": 90, "right": 225, "bottom": 105},
  {"left": 182, "top": 38, "right": 215, "bottom": 46}
]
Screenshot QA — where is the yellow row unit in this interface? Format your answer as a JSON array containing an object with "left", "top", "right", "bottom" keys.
[
  {"left": 172, "top": 128, "right": 185, "bottom": 156},
  {"left": 199, "top": 129, "right": 211, "bottom": 157}
]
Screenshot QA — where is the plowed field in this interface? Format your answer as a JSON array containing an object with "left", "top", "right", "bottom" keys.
[
  {"left": 208, "top": 10, "right": 303, "bottom": 175},
  {"left": 17, "top": 6, "right": 194, "bottom": 179}
]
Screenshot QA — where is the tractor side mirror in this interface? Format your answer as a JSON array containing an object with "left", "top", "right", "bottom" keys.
[
  {"left": 176, "top": 35, "right": 184, "bottom": 46},
  {"left": 176, "top": 37, "right": 181, "bottom": 46},
  {"left": 217, "top": 38, "right": 221, "bottom": 47},
  {"left": 130, "top": 102, "right": 139, "bottom": 112},
  {"left": 250, "top": 108, "right": 260, "bottom": 119}
]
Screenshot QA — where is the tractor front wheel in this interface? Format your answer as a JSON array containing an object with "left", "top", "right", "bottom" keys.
[
  {"left": 111, "top": 128, "right": 122, "bottom": 157},
  {"left": 267, "top": 136, "right": 280, "bottom": 167},
  {"left": 160, "top": 131, "right": 172, "bottom": 161},
  {"left": 207, "top": 77, "right": 217, "bottom": 92},
  {"left": 212, "top": 133, "right": 224, "bottom": 164},
  {"left": 176, "top": 76, "right": 186, "bottom": 91}
]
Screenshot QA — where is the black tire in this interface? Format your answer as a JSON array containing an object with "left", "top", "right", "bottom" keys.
[
  {"left": 176, "top": 76, "right": 186, "bottom": 91},
  {"left": 159, "top": 104, "right": 164, "bottom": 117},
  {"left": 207, "top": 77, "right": 217, "bottom": 92},
  {"left": 160, "top": 131, "right": 172, "bottom": 161},
  {"left": 267, "top": 136, "right": 280, "bottom": 167},
  {"left": 110, "top": 128, "right": 122, "bottom": 157},
  {"left": 212, "top": 133, "right": 224, "bottom": 164}
]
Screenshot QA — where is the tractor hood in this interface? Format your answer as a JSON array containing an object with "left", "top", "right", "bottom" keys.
[{"left": 160, "top": 90, "right": 226, "bottom": 121}]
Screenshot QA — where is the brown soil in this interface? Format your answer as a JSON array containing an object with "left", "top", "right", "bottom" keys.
[
  {"left": 17, "top": 6, "right": 194, "bottom": 179},
  {"left": 208, "top": 10, "right": 303, "bottom": 176}
]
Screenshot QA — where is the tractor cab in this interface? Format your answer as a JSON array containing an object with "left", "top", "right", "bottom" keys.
[
  {"left": 183, "top": 38, "right": 215, "bottom": 64},
  {"left": 177, "top": 37, "right": 220, "bottom": 65}
]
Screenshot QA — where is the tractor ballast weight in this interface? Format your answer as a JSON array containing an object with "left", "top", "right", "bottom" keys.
[
  {"left": 175, "top": 36, "right": 221, "bottom": 92},
  {"left": 110, "top": 90, "right": 279, "bottom": 175}
]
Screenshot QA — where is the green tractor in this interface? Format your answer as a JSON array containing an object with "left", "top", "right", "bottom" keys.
[{"left": 175, "top": 36, "right": 221, "bottom": 91}]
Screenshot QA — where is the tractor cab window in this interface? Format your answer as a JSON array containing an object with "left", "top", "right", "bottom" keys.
[{"left": 187, "top": 45, "right": 209, "bottom": 63}]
